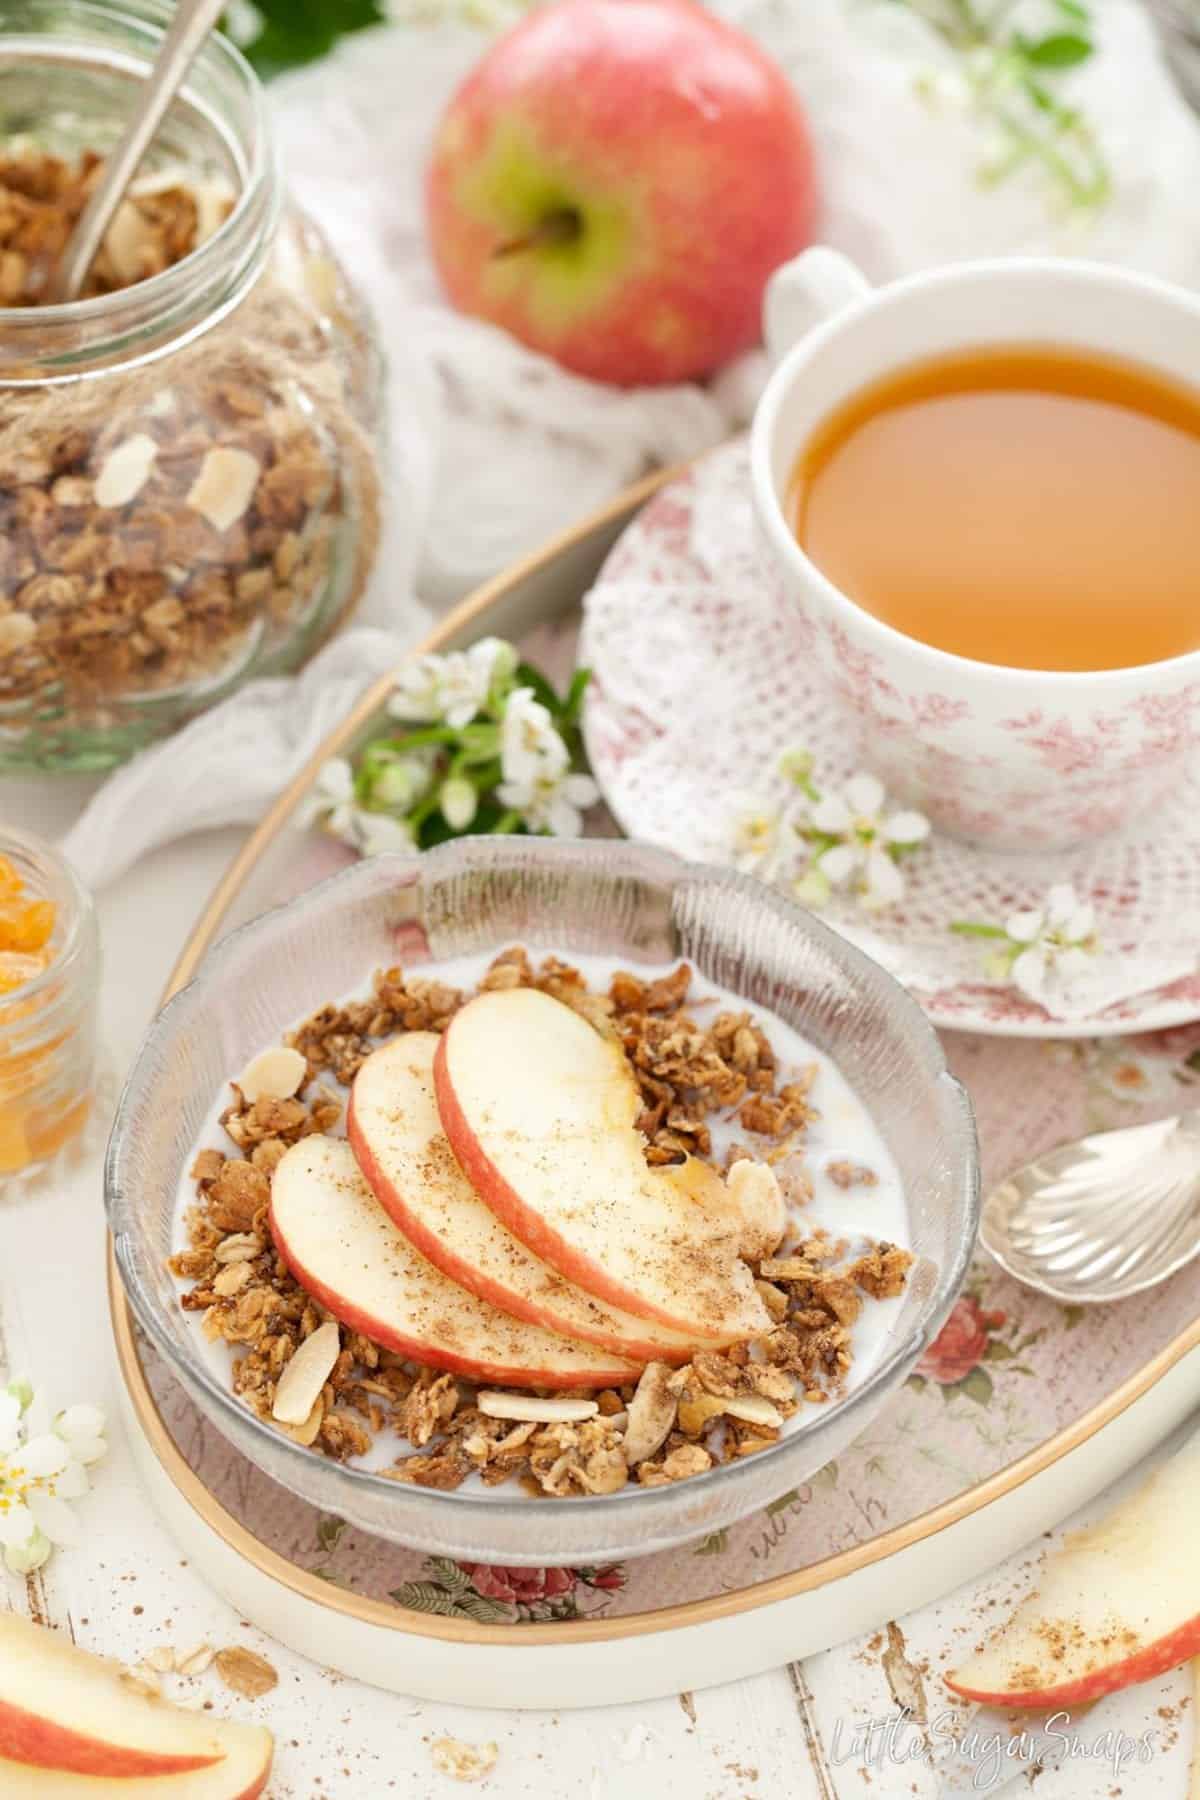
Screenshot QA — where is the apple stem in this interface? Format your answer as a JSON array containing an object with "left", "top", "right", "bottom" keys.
[{"left": 493, "top": 208, "right": 581, "bottom": 259}]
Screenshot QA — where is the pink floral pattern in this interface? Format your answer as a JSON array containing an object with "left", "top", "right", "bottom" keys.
[{"left": 581, "top": 440, "right": 1200, "bottom": 1038}]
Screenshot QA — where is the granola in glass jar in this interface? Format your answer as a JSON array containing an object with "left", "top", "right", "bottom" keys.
[{"left": 0, "top": 2, "right": 383, "bottom": 771}]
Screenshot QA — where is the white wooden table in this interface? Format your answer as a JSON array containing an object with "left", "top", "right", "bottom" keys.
[{"left": 0, "top": 785, "right": 1194, "bottom": 1799}]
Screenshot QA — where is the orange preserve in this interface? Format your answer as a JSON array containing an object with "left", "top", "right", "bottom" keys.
[{"left": 0, "top": 831, "right": 98, "bottom": 1179}]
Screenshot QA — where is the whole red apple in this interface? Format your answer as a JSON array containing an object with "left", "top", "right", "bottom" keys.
[{"left": 425, "top": 0, "right": 817, "bottom": 387}]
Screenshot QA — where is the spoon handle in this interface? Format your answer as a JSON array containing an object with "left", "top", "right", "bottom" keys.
[{"left": 51, "top": 0, "right": 229, "bottom": 303}]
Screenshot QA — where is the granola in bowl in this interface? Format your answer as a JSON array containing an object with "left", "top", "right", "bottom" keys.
[{"left": 170, "top": 948, "right": 913, "bottom": 1500}]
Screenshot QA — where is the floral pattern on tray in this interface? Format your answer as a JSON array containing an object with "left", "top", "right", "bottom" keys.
[{"left": 139, "top": 1022, "right": 1200, "bottom": 1609}]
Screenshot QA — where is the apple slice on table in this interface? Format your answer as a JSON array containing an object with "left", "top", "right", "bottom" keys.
[
  {"left": 947, "top": 1432, "right": 1200, "bottom": 1709},
  {"left": 0, "top": 1614, "right": 271, "bottom": 1790},
  {"left": 349, "top": 1032, "right": 700, "bottom": 1363},
  {"left": 3, "top": 1752, "right": 272, "bottom": 1799},
  {"left": 271, "top": 1134, "right": 639, "bottom": 1389},
  {"left": 435, "top": 988, "right": 771, "bottom": 1343}
]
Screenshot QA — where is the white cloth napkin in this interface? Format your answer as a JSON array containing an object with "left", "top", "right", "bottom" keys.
[{"left": 59, "top": 0, "right": 1200, "bottom": 888}]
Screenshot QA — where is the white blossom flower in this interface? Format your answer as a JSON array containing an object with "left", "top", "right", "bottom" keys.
[
  {"left": 499, "top": 767, "right": 599, "bottom": 838},
  {"left": 0, "top": 1382, "right": 107, "bottom": 1575},
  {"left": 725, "top": 755, "right": 930, "bottom": 913},
  {"left": 955, "top": 882, "right": 1101, "bottom": 1008},
  {"left": 730, "top": 800, "right": 784, "bottom": 877},
  {"left": 389, "top": 638, "right": 517, "bottom": 730},
  {"left": 499, "top": 687, "right": 570, "bottom": 789},
  {"left": 298, "top": 758, "right": 357, "bottom": 838},
  {"left": 1004, "top": 884, "right": 1098, "bottom": 1006},
  {"left": 807, "top": 772, "right": 930, "bottom": 911},
  {"left": 353, "top": 811, "right": 416, "bottom": 858},
  {"left": 494, "top": 685, "right": 596, "bottom": 833}
]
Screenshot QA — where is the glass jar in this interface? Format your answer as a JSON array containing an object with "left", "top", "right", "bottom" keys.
[
  {"left": 0, "top": 0, "right": 384, "bottom": 771},
  {"left": 0, "top": 826, "right": 99, "bottom": 1183}
]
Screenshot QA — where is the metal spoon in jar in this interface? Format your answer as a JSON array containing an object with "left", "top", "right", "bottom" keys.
[
  {"left": 980, "top": 1109, "right": 1200, "bottom": 1303},
  {"left": 50, "top": 0, "right": 228, "bottom": 303}
]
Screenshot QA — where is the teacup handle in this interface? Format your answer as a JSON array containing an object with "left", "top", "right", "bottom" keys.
[{"left": 763, "top": 248, "right": 872, "bottom": 368}]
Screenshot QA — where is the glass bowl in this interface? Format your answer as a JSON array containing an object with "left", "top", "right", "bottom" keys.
[{"left": 105, "top": 837, "right": 979, "bottom": 1565}]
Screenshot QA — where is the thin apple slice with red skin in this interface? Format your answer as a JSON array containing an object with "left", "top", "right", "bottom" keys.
[
  {"left": 349, "top": 1033, "right": 701, "bottom": 1363},
  {"left": 270, "top": 1135, "right": 638, "bottom": 1389},
  {"left": 3, "top": 1742, "right": 272, "bottom": 1800},
  {"left": 947, "top": 1435, "right": 1200, "bottom": 1709},
  {"left": 435, "top": 988, "right": 770, "bottom": 1343},
  {"left": 0, "top": 1614, "right": 270, "bottom": 1786}
]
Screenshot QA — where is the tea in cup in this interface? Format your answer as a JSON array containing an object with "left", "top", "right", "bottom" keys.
[{"left": 751, "top": 249, "right": 1200, "bottom": 850}]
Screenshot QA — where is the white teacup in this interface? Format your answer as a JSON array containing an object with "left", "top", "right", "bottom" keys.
[{"left": 751, "top": 248, "right": 1200, "bottom": 851}]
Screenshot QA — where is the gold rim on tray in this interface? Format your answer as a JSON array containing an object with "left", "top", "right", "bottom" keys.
[{"left": 107, "top": 463, "right": 1200, "bottom": 1645}]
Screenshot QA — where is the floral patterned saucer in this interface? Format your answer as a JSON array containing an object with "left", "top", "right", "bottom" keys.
[{"left": 580, "top": 440, "right": 1200, "bottom": 1039}]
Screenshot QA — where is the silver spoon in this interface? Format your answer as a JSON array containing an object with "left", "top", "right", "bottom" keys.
[
  {"left": 981, "top": 1110, "right": 1200, "bottom": 1303},
  {"left": 51, "top": 0, "right": 228, "bottom": 303}
]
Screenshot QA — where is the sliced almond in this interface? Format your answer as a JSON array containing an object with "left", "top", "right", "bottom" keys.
[
  {"left": 677, "top": 1390, "right": 784, "bottom": 1436},
  {"left": 723, "top": 1393, "right": 784, "bottom": 1428},
  {"left": 94, "top": 433, "right": 158, "bottom": 508},
  {"left": 0, "top": 612, "right": 36, "bottom": 655},
  {"left": 145, "top": 1645, "right": 177, "bottom": 1673},
  {"left": 212, "top": 1261, "right": 252, "bottom": 1297},
  {"left": 186, "top": 446, "right": 260, "bottom": 532},
  {"left": 176, "top": 1644, "right": 214, "bottom": 1677},
  {"left": 102, "top": 200, "right": 154, "bottom": 284},
  {"left": 727, "top": 1159, "right": 787, "bottom": 1262},
  {"left": 213, "top": 1233, "right": 262, "bottom": 1264},
  {"left": 621, "top": 1363, "right": 678, "bottom": 1467},
  {"left": 476, "top": 1392, "right": 598, "bottom": 1424},
  {"left": 277, "top": 1398, "right": 324, "bottom": 1446},
  {"left": 271, "top": 1320, "right": 340, "bottom": 1425},
  {"left": 754, "top": 1278, "right": 789, "bottom": 1322},
  {"left": 237, "top": 1045, "right": 307, "bottom": 1104},
  {"left": 214, "top": 1646, "right": 278, "bottom": 1699}
]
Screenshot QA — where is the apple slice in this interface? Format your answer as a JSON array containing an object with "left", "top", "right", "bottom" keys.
[
  {"left": 270, "top": 1134, "right": 638, "bottom": 1389},
  {"left": 435, "top": 988, "right": 770, "bottom": 1342},
  {"left": 0, "top": 1614, "right": 271, "bottom": 1787},
  {"left": 349, "top": 1033, "right": 701, "bottom": 1362},
  {"left": 947, "top": 1433, "right": 1200, "bottom": 1709},
  {"left": 3, "top": 1749, "right": 271, "bottom": 1799}
]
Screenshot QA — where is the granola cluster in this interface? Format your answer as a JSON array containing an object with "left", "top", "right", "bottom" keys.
[
  {"left": 170, "top": 952, "right": 913, "bottom": 1498},
  {"left": 0, "top": 150, "right": 229, "bottom": 306},
  {"left": 0, "top": 150, "right": 380, "bottom": 758}
]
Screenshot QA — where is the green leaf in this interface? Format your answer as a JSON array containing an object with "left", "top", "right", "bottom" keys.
[
  {"left": 905, "top": 1373, "right": 927, "bottom": 1393},
  {"left": 232, "top": 0, "right": 387, "bottom": 81},
  {"left": 1011, "top": 1364, "right": 1036, "bottom": 1377},
  {"left": 1061, "top": 1303, "right": 1086, "bottom": 1330},
  {"left": 693, "top": 1531, "right": 729, "bottom": 1557},
  {"left": 427, "top": 1556, "right": 472, "bottom": 1594},
  {"left": 766, "top": 1488, "right": 800, "bottom": 1516},
  {"left": 810, "top": 1460, "right": 839, "bottom": 1490},
  {"left": 389, "top": 1581, "right": 464, "bottom": 1617},
  {"left": 559, "top": 667, "right": 592, "bottom": 727},
  {"left": 956, "top": 1367, "right": 995, "bottom": 1406},
  {"left": 1052, "top": 0, "right": 1090, "bottom": 18},
  {"left": 983, "top": 1338, "right": 1016, "bottom": 1361},
  {"left": 1016, "top": 31, "right": 1093, "bottom": 67},
  {"left": 315, "top": 1514, "right": 346, "bottom": 1554},
  {"left": 949, "top": 921, "right": 1009, "bottom": 939},
  {"left": 453, "top": 1593, "right": 518, "bottom": 1625}
]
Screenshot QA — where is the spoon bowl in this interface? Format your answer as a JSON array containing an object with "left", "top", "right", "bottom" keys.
[{"left": 981, "top": 1111, "right": 1200, "bottom": 1303}]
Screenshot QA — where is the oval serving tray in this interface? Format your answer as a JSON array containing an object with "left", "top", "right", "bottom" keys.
[{"left": 108, "top": 463, "right": 1200, "bottom": 1709}]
